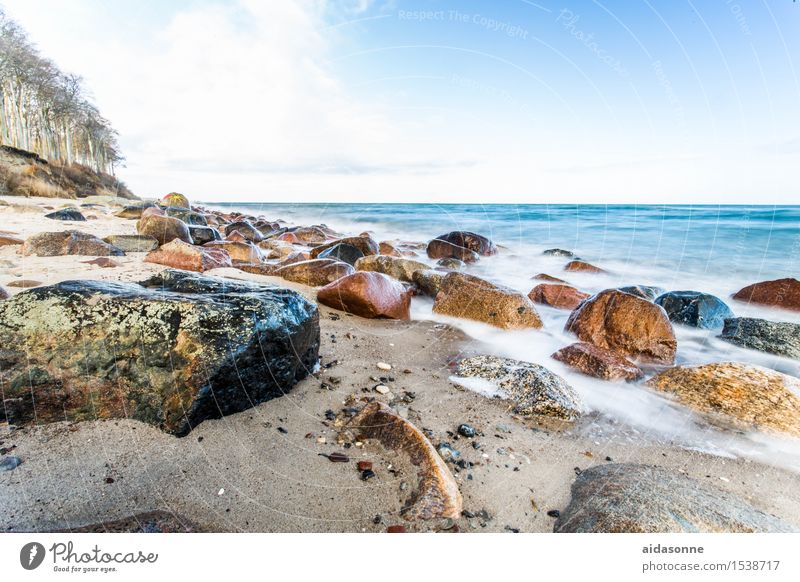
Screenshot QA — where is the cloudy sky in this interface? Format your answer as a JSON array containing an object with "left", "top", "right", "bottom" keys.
[{"left": 3, "top": 0, "right": 799, "bottom": 203}]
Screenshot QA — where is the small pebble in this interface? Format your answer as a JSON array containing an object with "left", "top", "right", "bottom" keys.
[
  {"left": 376, "top": 362, "right": 392, "bottom": 371},
  {"left": 386, "top": 525, "right": 406, "bottom": 533},
  {"left": 547, "top": 509, "right": 560, "bottom": 518},
  {"left": 357, "top": 461, "right": 373, "bottom": 471},
  {"left": 360, "top": 469, "right": 376, "bottom": 481},
  {"left": 323, "top": 452, "right": 349, "bottom": 462},
  {"left": 374, "top": 385, "right": 390, "bottom": 395},
  {"left": 458, "top": 424, "right": 476, "bottom": 438},
  {"left": 277, "top": 427, "right": 288, "bottom": 434},
  {"left": 0, "top": 456, "right": 23, "bottom": 472}
]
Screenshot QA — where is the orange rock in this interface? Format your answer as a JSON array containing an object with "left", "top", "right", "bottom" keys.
[
  {"left": 203, "top": 240, "right": 261, "bottom": 264},
  {"left": 565, "top": 289, "right": 676, "bottom": 364},
  {"left": 0, "top": 233, "right": 24, "bottom": 247},
  {"left": 145, "top": 239, "right": 232, "bottom": 272},
  {"left": 532, "top": 273, "right": 568, "bottom": 283},
  {"left": 552, "top": 342, "right": 643, "bottom": 381},
  {"left": 277, "top": 259, "right": 354, "bottom": 287},
  {"left": 342, "top": 402, "right": 462, "bottom": 520},
  {"left": 379, "top": 241, "right": 403, "bottom": 257},
  {"left": 426, "top": 238, "right": 480, "bottom": 263},
  {"left": 528, "top": 283, "right": 589, "bottom": 310},
  {"left": 317, "top": 271, "right": 412, "bottom": 319},
  {"left": 137, "top": 214, "right": 192, "bottom": 246},
  {"left": 564, "top": 260, "right": 605, "bottom": 273},
  {"left": 276, "top": 232, "right": 300, "bottom": 244},
  {"left": 732, "top": 278, "right": 800, "bottom": 312}
]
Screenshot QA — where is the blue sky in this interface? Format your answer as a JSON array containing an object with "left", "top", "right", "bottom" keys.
[{"left": 2, "top": 0, "right": 799, "bottom": 203}]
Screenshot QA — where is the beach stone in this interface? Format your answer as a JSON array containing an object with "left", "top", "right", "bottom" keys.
[
  {"left": 21, "top": 231, "right": 125, "bottom": 257},
  {"left": 432, "top": 231, "right": 497, "bottom": 256},
  {"left": 103, "top": 234, "right": 159, "bottom": 253},
  {"left": 732, "top": 278, "right": 800, "bottom": 312},
  {"left": 655, "top": 291, "right": 734, "bottom": 329},
  {"left": 554, "top": 464, "right": 796, "bottom": 533},
  {"left": 532, "top": 273, "right": 568, "bottom": 283},
  {"left": 82, "top": 257, "right": 121, "bottom": 268},
  {"left": 0, "top": 269, "right": 319, "bottom": 436},
  {"left": 44, "top": 207, "right": 86, "bottom": 221},
  {"left": 379, "top": 241, "right": 403, "bottom": 257},
  {"left": 140, "top": 206, "right": 165, "bottom": 219},
  {"left": 552, "top": 342, "right": 643, "bottom": 382},
  {"left": 7, "top": 280, "right": 43, "bottom": 289},
  {"left": 433, "top": 272, "right": 542, "bottom": 329},
  {"left": 137, "top": 214, "right": 193, "bottom": 246},
  {"left": 436, "top": 257, "right": 465, "bottom": 270},
  {"left": 565, "top": 289, "right": 677, "bottom": 364},
  {"left": 236, "top": 263, "right": 279, "bottom": 276},
  {"left": 145, "top": 239, "right": 232, "bottom": 272},
  {"left": 203, "top": 240, "right": 262, "bottom": 264},
  {"left": 292, "top": 226, "right": 328, "bottom": 244},
  {"left": 164, "top": 207, "right": 208, "bottom": 226},
  {"left": 278, "top": 250, "right": 311, "bottom": 266},
  {"left": 114, "top": 203, "right": 155, "bottom": 219},
  {"left": 543, "top": 248, "right": 573, "bottom": 257},
  {"left": 412, "top": 269, "right": 445, "bottom": 298},
  {"left": 618, "top": 285, "right": 666, "bottom": 301},
  {"left": 456, "top": 355, "right": 583, "bottom": 420},
  {"left": 564, "top": 260, "right": 605, "bottom": 273},
  {"left": 647, "top": 362, "right": 800, "bottom": 436},
  {"left": 160, "top": 192, "right": 190, "bottom": 208},
  {"left": 355, "top": 254, "right": 429, "bottom": 283},
  {"left": 310, "top": 235, "right": 379, "bottom": 259},
  {"left": 224, "top": 221, "right": 263, "bottom": 243},
  {"left": 0, "top": 456, "right": 22, "bottom": 471},
  {"left": 719, "top": 317, "right": 800, "bottom": 360},
  {"left": 0, "top": 233, "right": 24, "bottom": 246},
  {"left": 0, "top": 286, "right": 8, "bottom": 300},
  {"left": 275, "top": 232, "right": 300, "bottom": 244},
  {"left": 258, "top": 239, "right": 295, "bottom": 260},
  {"left": 188, "top": 225, "right": 222, "bottom": 245},
  {"left": 318, "top": 243, "right": 364, "bottom": 266},
  {"left": 528, "top": 283, "right": 589, "bottom": 310},
  {"left": 426, "top": 238, "right": 480, "bottom": 263},
  {"left": 342, "top": 401, "right": 462, "bottom": 520},
  {"left": 276, "top": 259, "right": 355, "bottom": 287},
  {"left": 317, "top": 271, "right": 412, "bottom": 319}
]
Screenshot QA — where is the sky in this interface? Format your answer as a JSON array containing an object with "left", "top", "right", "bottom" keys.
[{"left": 2, "top": 0, "right": 799, "bottom": 203}]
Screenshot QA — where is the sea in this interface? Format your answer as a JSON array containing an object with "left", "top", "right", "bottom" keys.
[{"left": 208, "top": 203, "right": 800, "bottom": 470}]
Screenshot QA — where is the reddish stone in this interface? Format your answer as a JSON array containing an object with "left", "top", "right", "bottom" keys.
[
  {"left": 379, "top": 241, "right": 403, "bottom": 257},
  {"left": 317, "top": 272, "right": 412, "bottom": 319},
  {"left": 357, "top": 461, "right": 373, "bottom": 471},
  {"left": 276, "top": 232, "right": 300, "bottom": 244},
  {"left": 387, "top": 525, "right": 407, "bottom": 533},
  {"left": 277, "top": 259, "right": 354, "bottom": 287},
  {"left": 426, "top": 238, "right": 480, "bottom": 263},
  {"left": 145, "top": 239, "right": 232, "bottom": 272},
  {"left": 0, "top": 233, "right": 24, "bottom": 247},
  {"left": 532, "top": 273, "right": 568, "bottom": 283},
  {"left": 432, "top": 231, "right": 497, "bottom": 256},
  {"left": 310, "top": 235, "right": 379, "bottom": 259},
  {"left": 552, "top": 342, "right": 643, "bottom": 382},
  {"left": 528, "top": 283, "right": 590, "bottom": 310},
  {"left": 564, "top": 260, "right": 605, "bottom": 273},
  {"left": 137, "top": 213, "right": 192, "bottom": 246},
  {"left": 732, "top": 278, "right": 800, "bottom": 312},
  {"left": 203, "top": 240, "right": 261, "bottom": 264}
]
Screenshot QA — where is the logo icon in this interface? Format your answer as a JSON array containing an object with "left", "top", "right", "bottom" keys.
[{"left": 20, "top": 542, "right": 46, "bottom": 570}]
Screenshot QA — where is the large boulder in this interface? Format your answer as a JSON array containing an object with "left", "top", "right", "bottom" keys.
[
  {"left": 425, "top": 238, "right": 479, "bottom": 263},
  {"left": 430, "top": 231, "right": 497, "bottom": 256},
  {"left": 355, "top": 254, "right": 429, "bottom": 283},
  {"left": 719, "top": 317, "right": 800, "bottom": 360},
  {"left": 342, "top": 402, "right": 462, "bottom": 520},
  {"left": 21, "top": 231, "right": 125, "bottom": 257},
  {"left": 203, "top": 240, "right": 262, "bottom": 264},
  {"left": 554, "top": 464, "right": 796, "bottom": 533},
  {"left": 317, "top": 243, "right": 364, "bottom": 266},
  {"left": 565, "top": 289, "right": 677, "bottom": 364},
  {"left": 137, "top": 214, "right": 192, "bottom": 246},
  {"left": 276, "top": 259, "right": 354, "bottom": 287},
  {"left": 145, "top": 239, "right": 232, "bottom": 272},
  {"left": 432, "top": 272, "right": 542, "bottom": 330},
  {"left": 455, "top": 355, "right": 582, "bottom": 420},
  {"left": 45, "top": 208, "right": 86, "bottom": 221},
  {"left": 310, "top": 235, "right": 379, "bottom": 259},
  {"left": 160, "top": 192, "right": 190, "bottom": 208},
  {"left": 528, "top": 283, "right": 589, "bottom": 310},
  {"left": 552, "top": 342, "right": 643, "bottom": 382},
  {"left": 412, "top": 269, "right": 445, "bottom": 298},
  {"left": 647, "top": 362, "right": 800, "bottom": 436},
  {"left": 732, "top": 278, "right": 800, "bottom": 312},
  {"left": 317, "top": 271, "right": 412, "bottom": 319},
  {"left": 224, "top": 220, "right": 263, "bottom": 243},
  {"left": 0, "top": 270, "right": 320, "bottom": 436},
  {"left": 188, "top": 225, "right": 222, "bottom": 245},
  {"left": 103, "top": 235, "right": 159, "bottom": 253},
  {"left": 655, "top": 290, "right": 734, "bottom": 329},
  {"left": 291, "top": 226, "right": 328, "bottom": 244}
]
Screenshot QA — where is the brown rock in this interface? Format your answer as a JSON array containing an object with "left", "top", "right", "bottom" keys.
[
  {"left": 317, "top": 272, "right": 412, "bottom": 319},
  {"left": 203, "top": 240, "right": 262, "bottom": 264},
  {"left": 292, "top": 226, "right": 328, "bottom": 243},
  {"left": 379, "top": 241, "right": 403, "bottom": 257},
  {"left": 412, "top": 269, "right": 445, "bottom": 298},
  {"left": 564, "top": 260, "right": 605, "bottom": 273},
  {"left": 145, "top": 239, "right": 232, "bottom": 272},
  {"left": 276, "top": 259, "right": 355, "bottom": 287},
  {"left": 310, "top": 235, "right": 379, "bottom": 259},
  {"left": 6, "top": 280, "right": 43, "bottom": 289},
  {"left": 236, "top": 263, "right": 279, "bottom": 276},
  {"left": 276, "top": 232, "right": 300, "bottom": 244},
  {"left": 0, "top": 285, "right": 8, "bottom": 300},
  {"left": 647, "top": 362, "right": 800, "bottom": 436},
  {"left": 342, "top": 402, "right": 462, "bottom": 520},
  {"left": 82, "top": 257, "right": 121, "bottom": 268},
  {"left": 0, "top": 233, "right": 24, "bottom": 246},
  {"left": 564, "top": 289, "right": 676, "bottom": 364},
  {"left": 223, "top": 220, "right": 263, "bottom": 242},
  {"left": 354, "top": 254, "right": 429, "bottom": 283},
  {"left": 278, "top": 250, "right": 311, "bottom": 266},
  {"left": 552, "top": 342, "right": 643, "bottom": 382},
  {"left": 140, "top": 206, "right": 165, "bottom": 219},
  {"left": 136, "top": 214, "right": 192, "bottom": 246},
  {"left": 21, "top": 231, "right": 125, "bottom": 257},
  {"left": 533, "top": 273, "right": 567, "bottom": 283},
  {"left": 528, "top": 283, "right": 589, "bottom": 310},
  {"left": 732, "top": 278, "right": 800, "bottom": 312},
  {"left": 432, "top": 231, "right": 497, "bottom": 256},
  {"left": 432, "top": 272, "right": 542, "bottom": 329},
  {"left": 426, "top": 238, "right": 480, "bottom": 263}
]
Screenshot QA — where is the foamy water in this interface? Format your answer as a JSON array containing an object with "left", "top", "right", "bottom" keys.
[{"left": 208, "top": 202, "right": 800, "bottom": 470}]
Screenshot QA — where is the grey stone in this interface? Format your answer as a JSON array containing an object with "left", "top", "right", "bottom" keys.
[{"left": 720, "top": 317, "right": 800, "bottom": 360}]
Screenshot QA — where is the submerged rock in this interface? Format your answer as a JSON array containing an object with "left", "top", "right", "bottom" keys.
[
  {"left": 532, "top": 273, "right": 568, "bottom": 284},
  {"left": 555, "top": 464, "right": 796, "bottom": 533},
  {"left": 0, "top": 270, "right": 319, "bottom": 436},
  {"left": 564, "top": 260, "right": 605, "bottom": 273},
  {"left": 137, "top": 214, "right": 192, "bottom": 246},
  {"left": 426, "top": 239, "right": 480, "bottom": 263},
  {"left": 276, "top": 259, "right": 354, "bottom": 287},
  {"left": 342, "top": 402, "right": 462, "bottom": 520},
  {"left": 647, "top": 362, "right": 800, "bottom": 436},
  {"left": 317, "top": 271, "right": 412, "bottom": 319},
  {"left": 433, "top": 272, "right": 543, "bottom": 330},
  {"left": 655, "top": 290, "right": 734, "bottom": 329},
  {"left": 310, "top": 235, "right": 379, "bottom": 259},
  {"left": 318, "top": 242, "right": 364, "bottom": 266},
  {"left": 617, "top": 285, "right": 665, "bottom": 302},
  {"left": 22, "top": 231, "right": 125, "bottom": 257},
  {"left": 455, "top": 355, "right": 583, "bottom": 420},
  {"left": 436, "top": 257, "right": 464, "bottom": 270},
  {"left": 145, "top": 239, "right": 232, "bottom": 272},
  {"left": 528, "top": 283, "right": 589, "bottom": 310},
  {"left": 103, "top": 234, "right": 158, "bottom": 253},
  {"left": 719, "top": 317, "right": 800, "bottom": 360},
  {"left": 431, "top": 231, "right": 497, "bottom": 256},
  {"left": 552, "top": 342, "right": 643, "bottom": 382},
  {"left": 44, "top": 207, "right": 86, "bottom": 221},
  {"left": 543, "top": 248, "right": 573, "bottom": 257},
  {"left": 355, "top": 254, "right": 429, "bottom": 283},
  {"left": 732, "top": 278, "right": 800, "bottom": 312},
  {"left": 565, "top": 289, "right": 677, "bottom": 364}
]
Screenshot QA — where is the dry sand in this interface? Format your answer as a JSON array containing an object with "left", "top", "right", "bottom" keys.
[{"left": 2, "top": 195, "right": 800, "bottom": 532}]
